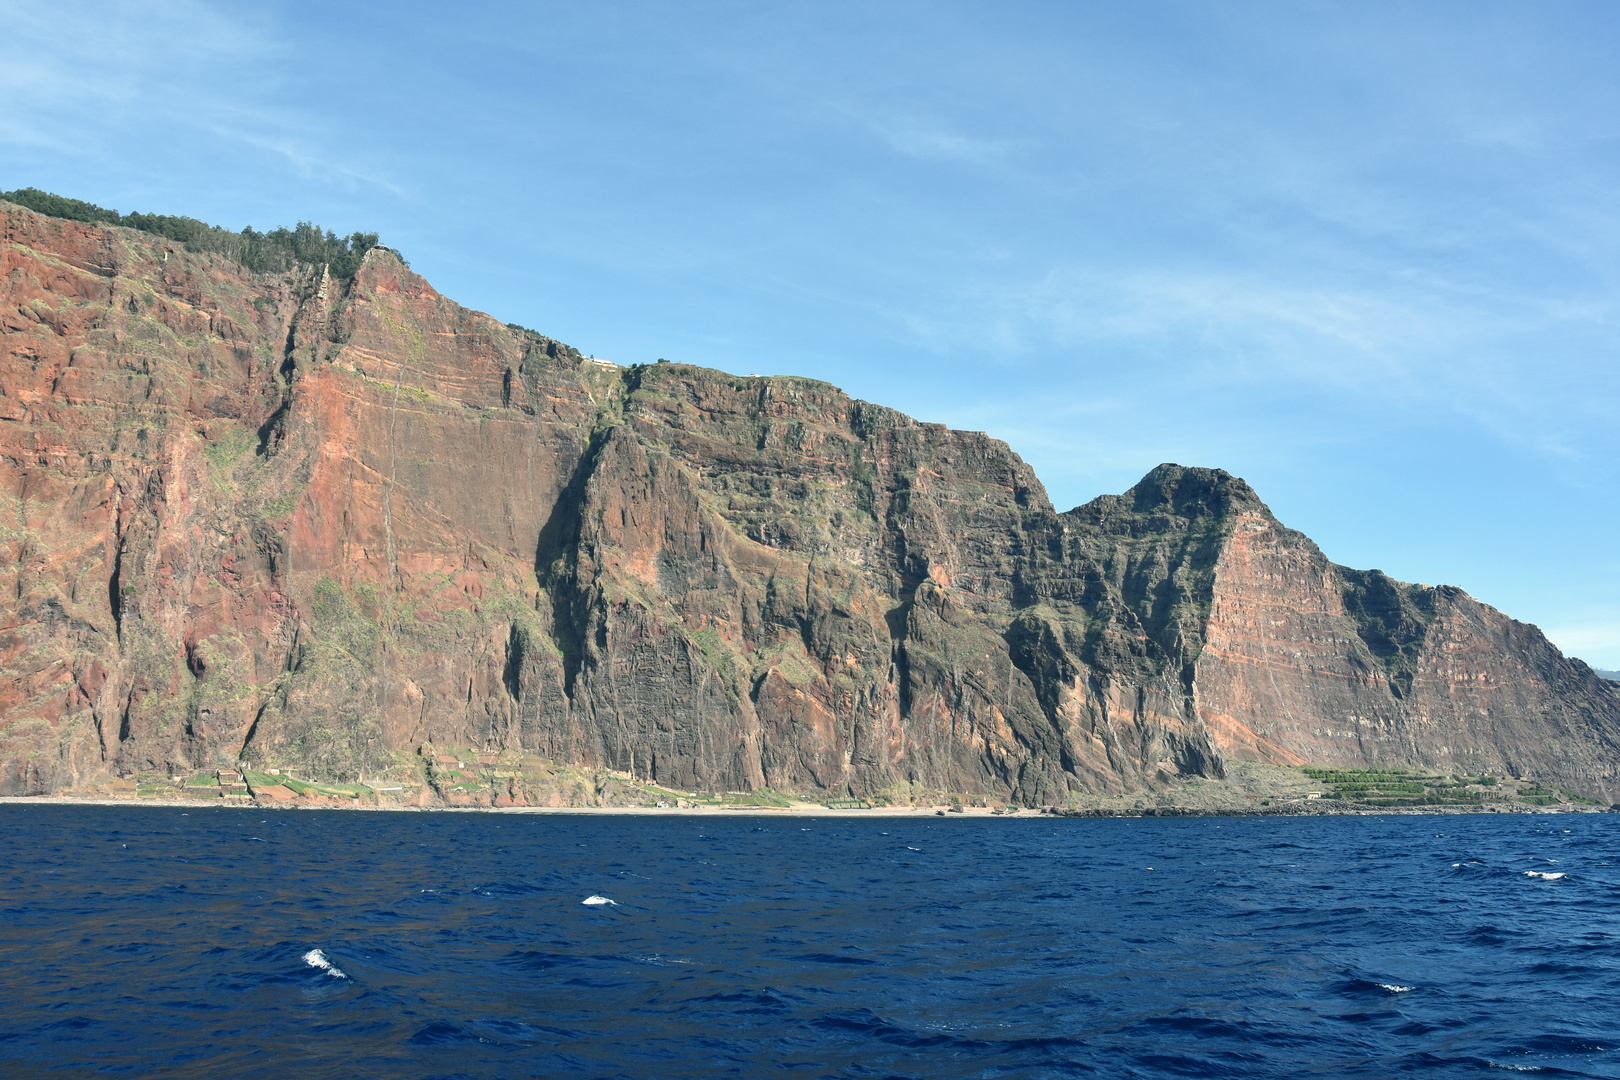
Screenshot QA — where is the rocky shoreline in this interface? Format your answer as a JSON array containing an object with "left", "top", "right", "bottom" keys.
[
  {"left": 3, "top": 793, "right": 1613, "bottom": 818},
  {"left": 1043, "top": 802, "right": 1617, "bottom": 818},
  {"left": 6, "top": 759, "right": 1612, "bottom": 817}
]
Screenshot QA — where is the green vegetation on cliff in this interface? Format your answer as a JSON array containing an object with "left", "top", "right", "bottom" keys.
[
  {"left": 1334, "top": 567, "right": 1440, "bottom": 697},
  {"left": 0, "top": 186, "right": 382, "bottom": 279}
]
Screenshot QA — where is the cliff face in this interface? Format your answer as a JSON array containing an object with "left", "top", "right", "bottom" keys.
[
  {"left": 1192, "top": 509, "right": 1620, "bottom": 794},
  {"left": 4, "top": 202, "right": 1618, "bottom": 800}
]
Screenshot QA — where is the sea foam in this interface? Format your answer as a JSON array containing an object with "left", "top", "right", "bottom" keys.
[
  {"left": 581, "top": 895, "right": 617, "bottom": 906},
  {"left": 302, "top": 948, "right": 347, "bottom": 978}
]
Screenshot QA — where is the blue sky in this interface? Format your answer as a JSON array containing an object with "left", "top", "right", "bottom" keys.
[{"left": 5, "top": 1, "right": 1618, "bottom": 667}]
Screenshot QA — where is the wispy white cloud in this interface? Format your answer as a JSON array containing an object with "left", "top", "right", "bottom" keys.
[
  {"left": 868, "top": 117, "right": 1023, "bottom": 165},
  {"left": 882, "top": 251, "right": 1617, "bottom": 460},
  {"left": 0, "top": 0, "right": 400, "bottom": 201}
]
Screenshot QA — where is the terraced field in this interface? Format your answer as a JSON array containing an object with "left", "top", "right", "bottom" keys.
[{"left": 1302, "top": 767, "right": 1498, "bottom": 807}]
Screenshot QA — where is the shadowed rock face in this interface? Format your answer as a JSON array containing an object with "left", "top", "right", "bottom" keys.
[{"left": 4, "top": 202, "right": 1618, "bottom": 799}]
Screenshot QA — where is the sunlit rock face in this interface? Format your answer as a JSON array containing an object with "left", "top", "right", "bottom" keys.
[{"left": 4, "top": 202, "right": 1618, "bottom": 800}]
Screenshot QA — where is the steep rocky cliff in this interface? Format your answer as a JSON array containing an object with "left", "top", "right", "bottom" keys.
[{"left": 4, "top": 201, "right": 1618, "bottom": 800}]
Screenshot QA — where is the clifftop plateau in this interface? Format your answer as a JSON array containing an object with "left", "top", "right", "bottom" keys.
[{"left": 4, "top": 197, "right": 1618, "bottom": 804}]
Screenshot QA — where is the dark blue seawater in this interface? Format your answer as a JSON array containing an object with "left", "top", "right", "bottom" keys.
[{"left": 2, "top": 807, "right": 1618, "bottom": 1078}]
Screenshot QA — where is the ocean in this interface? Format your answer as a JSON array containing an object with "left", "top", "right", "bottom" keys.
[{"left": 1, "top": 805, "right": 1616, "bottom": 1078}]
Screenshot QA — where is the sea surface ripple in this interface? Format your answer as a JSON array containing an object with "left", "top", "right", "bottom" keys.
[{"left": 1, "top": 806, "right": 1617, "bottom": 1078}]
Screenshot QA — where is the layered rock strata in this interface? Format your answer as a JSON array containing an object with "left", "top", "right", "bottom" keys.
[{"left": 4, "top": 202, "right": 1618, "bottom": 800}]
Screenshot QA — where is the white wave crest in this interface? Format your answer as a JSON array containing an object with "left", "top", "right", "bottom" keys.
[
  {"left": 302, "top": 948, "right": 347, "bottom": 978},
  {"left": 581, "top": 895, "right": 617, "bottom": 906},
  {"left": 1525, "top": 871, "right": 1566, "bottom": 880},
  {"left": 1379, "top": 983, "right": 1415, "bottom": 993}
]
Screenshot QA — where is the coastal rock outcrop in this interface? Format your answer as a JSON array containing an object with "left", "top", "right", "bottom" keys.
[{"left": 4, "top": 200, "right": 1618, "bottom": 800}]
